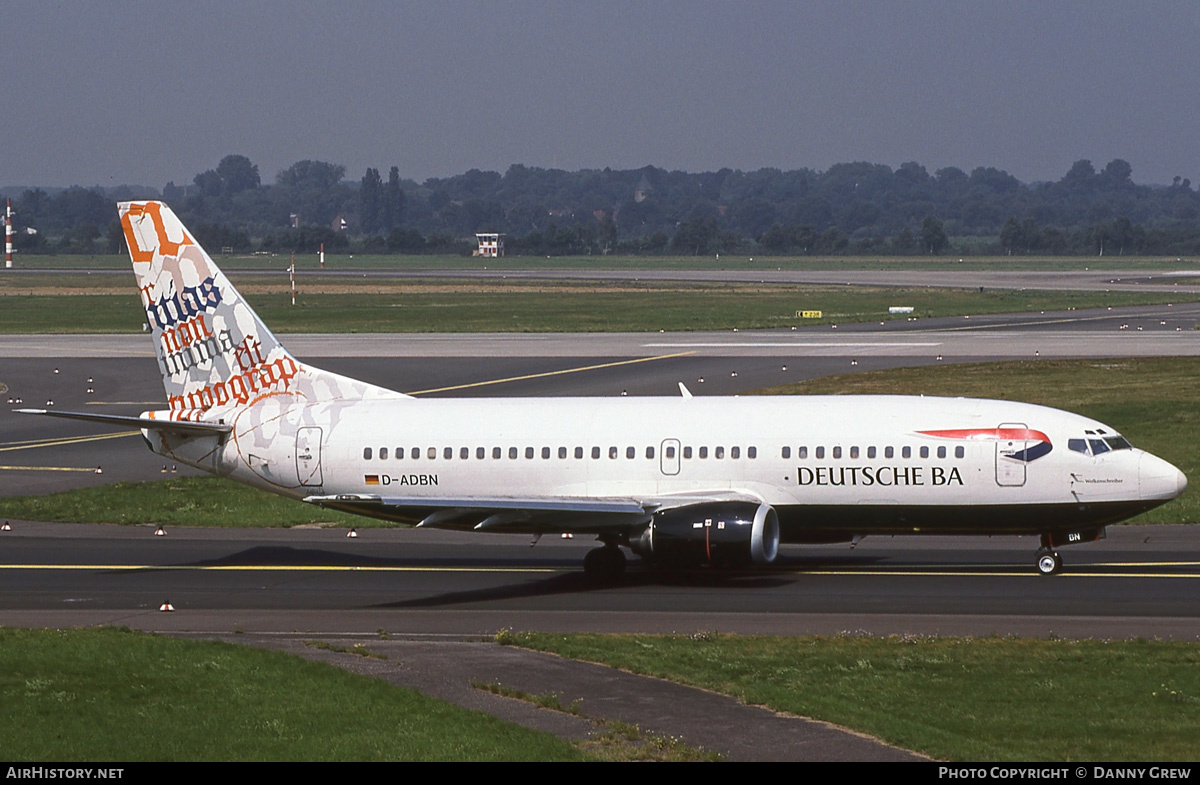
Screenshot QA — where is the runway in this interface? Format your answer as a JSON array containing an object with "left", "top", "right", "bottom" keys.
[{"left": 2, "top": 301, "right": 1199, "bottom": 637}]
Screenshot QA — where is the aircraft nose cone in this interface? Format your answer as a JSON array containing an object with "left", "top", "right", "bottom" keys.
[{"left": 1140, "top": 452, "right": 1187, "bottom": 501}]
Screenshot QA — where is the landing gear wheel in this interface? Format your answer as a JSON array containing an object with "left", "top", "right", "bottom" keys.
[
  {"left": 583, "top": 545, "right": 627, "bottom": 580},
  {"left": 1036, "top": 550, "right": 1062, "bottom": 576}
]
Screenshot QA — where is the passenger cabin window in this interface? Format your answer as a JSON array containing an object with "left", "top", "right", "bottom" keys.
[
  {"left": 609, "top": 446, "right": 618, "bottom": 459},
  {"left": 558, "top": 447, "right": 567, "bottom": 459},
  {"left": 646, "top": 446, "right": 655, "bottom": 459},
  {"left": 782, "top": 446, "right": 791, "bottom": 459},
  {"left": 627, "top": 446, "right": 636, "bottom": 459},
  {"left": 937, "top": 446, "right": 946, "bottom": 459},
  {"left": 509, "top": 447, "right": 518, "bottom": 459},
  {"left": 428, "top": 447, "right": 437, "bottom": 460},
  {"left": 920, "top": 446, "right": 929, "bottom": 458},
  {"left": 666, "top": 445, "right": 676, "bottom": 458},
  {"left": 885, "top": 446, "right": 894, "bottom": 458},
  {"left": 833, "top": 446, "right": 842, "bottom": 459},
  {"left": 493, "top": 447, "right": 502, "bottom": 459},
  {"left": 715, "top": 446, "right": 725, "bottom": 459},
  {"left": 683, "top": 446, "right": 693, "bottom": 459},
  {"left": 748, "top": 446, "right": 756, "bottom": 459},
  {"left": 379, "top": 447, "right": 388, "bottom": 460},
  {"left": 867, "top": 446, "right": 876, "bottom": 459},
  {"left": 477, "top": 447, "right": 486, "bottom": 459},
  {"left": 815, "top": 447, "right": 824, "bottom": 459},
  {"left": 411, "top": 447, "right": 420, "bottom": 459},
  {"left": 731, "top": 446, "right": 739, "bottom": 459},
  {"left": 955, "top": 446, "right": 965, "bottom": 458},
  {"left": 542, "top": 447, "right": 551, "bottom": 459},
  {"left": 575, "top": 447, "right": 583, "bottom": 459},
  {"left": 444, "top": 447, "right": 453, "bottom": 460},
  {"left": 592, "top": 447, "right": 601, "bottom": 459},
  {"left": 363, "top": 447, "right": 372, "bottom": 460},
  {"left": 699, "top": 446, "right": 708, "bottom": 459},
  {"left": 526, "top": 447, "right": 535, "bottom": 459},
  {"left": 798, "top": 446, "right": 807, "bottom": 459},
  {"left": 902, "top": 447, "right": 911, "bottom": 458}
]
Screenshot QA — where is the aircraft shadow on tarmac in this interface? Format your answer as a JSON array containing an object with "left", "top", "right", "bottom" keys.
[
  {"left": 171, "top": 544, "right": 885, "bottom": 573},
  {"left": 133, "top": 545, "right": 913, "bottom": 609},
  {"left": 371, "top": 553, "right": 892, "bottom": 609}
]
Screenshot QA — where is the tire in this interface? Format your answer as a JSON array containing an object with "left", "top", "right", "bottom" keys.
[{"left": 1036, "top": 551, "right": 1062, "bottom": 576}]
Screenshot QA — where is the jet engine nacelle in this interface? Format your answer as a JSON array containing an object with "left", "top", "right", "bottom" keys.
[{"left": 632, "top": 502, "right": 780, "bottom": 567}]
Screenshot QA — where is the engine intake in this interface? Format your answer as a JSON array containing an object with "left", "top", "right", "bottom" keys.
[{"left": 633, "top": 502, "right": 780, "bottom": 567}]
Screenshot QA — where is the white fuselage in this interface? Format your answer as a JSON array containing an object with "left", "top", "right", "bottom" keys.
[{"left": 142, "top": 393, "right": 1185, "bottom": 542}]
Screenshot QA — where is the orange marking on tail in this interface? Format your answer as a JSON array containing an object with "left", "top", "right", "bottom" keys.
[{"left": 121, "top": 202, "right": 195, "bottom": 263}]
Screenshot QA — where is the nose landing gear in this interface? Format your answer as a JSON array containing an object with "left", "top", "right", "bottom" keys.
[{"left": 1036, "top": 549, "right": 1063, "bottom": 576}]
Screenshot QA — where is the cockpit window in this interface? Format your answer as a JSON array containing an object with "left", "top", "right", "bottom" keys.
[{"left": 1073, "top": 434, "right": 1133, "bottom": 456}]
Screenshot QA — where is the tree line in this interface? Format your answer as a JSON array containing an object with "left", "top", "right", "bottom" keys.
[{"left": 5, "top": 154, "right": 1199, "bottom": 257}]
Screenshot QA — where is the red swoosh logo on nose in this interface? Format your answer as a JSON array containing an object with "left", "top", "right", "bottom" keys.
[{"left": 917, "top": 428, "right": 1050, "bottom": 443}]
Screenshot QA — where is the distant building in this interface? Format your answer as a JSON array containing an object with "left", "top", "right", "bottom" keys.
[
  {"left": 474, "top": 233, "right": 505, "bottom": 258},
  {"left": 634, "top": 174, "right": 653, "bottom": 203}
]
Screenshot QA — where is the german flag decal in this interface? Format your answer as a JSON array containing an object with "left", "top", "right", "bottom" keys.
[{"left": 364, "top": 475, "right": 380, "bottom": 485}]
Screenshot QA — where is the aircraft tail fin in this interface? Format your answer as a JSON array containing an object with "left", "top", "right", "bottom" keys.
[{"left": 119, "top": 201, "right": 406, "bottom": 415}]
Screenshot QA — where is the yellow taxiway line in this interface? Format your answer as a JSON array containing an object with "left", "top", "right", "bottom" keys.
[
  {"left": 405, "top": 351, "right": 696, "bottom": 395},
  {"left": 0, "top": 564, "right": 1195, "bottom": 578},
  {"left": 0, "top": 431, "right": 140, "bottom": 452},
  {"left": 0, "top": 465, "right": 104, "bottom": 472}
]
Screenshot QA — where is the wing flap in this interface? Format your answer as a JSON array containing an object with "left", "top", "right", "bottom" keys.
[
  {"left": 303, "top": 493, "right": 650, "bottom": 515},
  {"left": 302, "top": 490, "right": 766, "bottom": 534}
]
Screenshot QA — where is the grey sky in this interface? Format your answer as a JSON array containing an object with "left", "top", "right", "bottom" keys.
[{"left": 3, "top": 0, "right": 1198, "bottom": 189}]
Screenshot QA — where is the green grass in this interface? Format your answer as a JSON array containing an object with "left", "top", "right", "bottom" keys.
[
  {"left": 503, "top": 632, "right": 1200, "bottom": 761},
  {"left": 0, "top": 283, "right": 1187, "bottom": 333},
  {"left": 0, "top": 476, "right": 365, "bottom": 527},
  {"left": 0, "top": 627, "right": 589, "bottom": 761}
]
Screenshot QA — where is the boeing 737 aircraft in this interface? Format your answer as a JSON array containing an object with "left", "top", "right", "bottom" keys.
[{"left": 20, "top": 202, "right": 1187, "bottom": 577}]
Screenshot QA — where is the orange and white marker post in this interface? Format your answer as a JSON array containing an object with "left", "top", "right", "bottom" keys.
[{"left": 5, "top": 199, "right": 13, "bottom": 268}]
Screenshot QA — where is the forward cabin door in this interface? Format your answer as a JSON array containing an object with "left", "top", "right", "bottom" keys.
[
  {"left": 296, "top": 426, "right": 324, "bottom": 486},
  {"left": 995, "top": 422, "right": 1029, "bottom": 487},
  {"left": 660, "top": 438, "right": 680, "bottom": 476}
]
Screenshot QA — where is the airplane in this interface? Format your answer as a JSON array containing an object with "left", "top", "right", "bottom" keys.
[{"left": 19, "top": 201, "right": 1188, "bottom": 578}]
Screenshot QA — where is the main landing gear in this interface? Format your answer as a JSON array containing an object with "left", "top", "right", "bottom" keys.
[{"left": 583, "top": 543, "right": 627, "bottom": 580}]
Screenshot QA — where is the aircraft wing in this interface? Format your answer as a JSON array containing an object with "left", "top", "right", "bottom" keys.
[
  {"left": 16, "top": 409, "right": 232, "bottom": 437},
  {"left": 302, "top": 490, "right": 764, "bottom": 534}
]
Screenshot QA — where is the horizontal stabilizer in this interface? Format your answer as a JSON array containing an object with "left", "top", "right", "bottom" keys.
[{"left": 15, "top": 409, "right": 232, "bottom": 436}]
